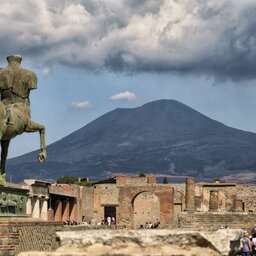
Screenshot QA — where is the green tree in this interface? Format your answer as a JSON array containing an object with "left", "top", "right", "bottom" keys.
[
  {"left": 138, "top": 172, "right": 146, "bottom": 177},
  {"left": 75, "top": 180, "right": 92, "bottom": 187},
  {"left": 162, "top": 177, "right": 168, "bottom": 184},
  {"left": 56, "top": 175, "right": 78, "bottom": 184}
]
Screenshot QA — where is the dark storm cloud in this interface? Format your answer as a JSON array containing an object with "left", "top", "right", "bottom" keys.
[{"left": 0, "top": 0, "right": 256, "bottom": 80}]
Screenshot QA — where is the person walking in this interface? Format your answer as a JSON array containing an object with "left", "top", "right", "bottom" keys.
[
  {"left": 107, "top": 216, "right": 111, "bottom": 225},
  {"left": 241, "top": 231, "right": 251, "bottom": 256},
  {"left": 251, "top": 229, "right": 256, "bottom": 256}
]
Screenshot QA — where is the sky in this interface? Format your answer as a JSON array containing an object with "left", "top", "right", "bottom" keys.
[{"left": 0, "top": 0, "right": 256, "bottom": 158}]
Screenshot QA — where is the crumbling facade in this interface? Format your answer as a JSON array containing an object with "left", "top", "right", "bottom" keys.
[
  {"left": 23, "top": 179, "right": 50, "bottom": 220},
  {"left": 83, "top": 176, "right": 174, "bottom": 228},
  {"left": 186, "top": 177, "right": 239, "bottom": 212},
  {"left": 49, "top": 183, "right": 81, "bottom": 222},
  {"left": 22, "top": 176, "right": 256, "bottom": 227}
]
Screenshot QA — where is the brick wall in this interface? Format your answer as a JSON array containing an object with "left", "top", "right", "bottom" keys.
[
  {"left": 118, "top": 185, "right": 174, "bottom": 228},
  {"left": 16, "top": 223, "right": 62, "bottom": 254},
  {"left": 116, "top": 176, "right": 156, "bottom": 186},
  {"left": 93, "top": 184, "right": 119, "bottom": 221},
  {"left": 80, "top": 187, "right": 94, "bottom": 222},
  {"left": 133, "top": 191, "right": 160, "bottom": 228},
  {"left": 0, "top": 221, "right": 63, "bottom": 255},
  {"left": 49, "top": 184, "right": 80, "bottom": 198}
]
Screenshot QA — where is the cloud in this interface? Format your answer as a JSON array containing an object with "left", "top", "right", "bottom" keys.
[
  {"left": 71, "top": 101, "right": 94, "bottom": 109},
  {"left": 0, "top": 0, "right": 256, "bottom": 80},
  {"left": 110, "top": 91, "right": 137, "bottom": 101},
  {"left": 41, "top": 67, "right": 50, "bottom": 75}
]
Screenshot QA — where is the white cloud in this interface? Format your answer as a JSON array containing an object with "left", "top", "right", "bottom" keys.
[
  {"left": 110, "top": 91, "right": 137, "bottom": 101},
  {"left": 0, "top": 0, "right": 256, "bottom": 79},
  {"left": 42, "top": 67, "right": 50, "bottom": 74},
  {"left": 71, "top": 101, "right": 94, "bottom": 109}
]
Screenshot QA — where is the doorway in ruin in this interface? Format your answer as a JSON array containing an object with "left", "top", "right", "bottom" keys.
[
  {"left": 174, "top": 203, "right": 182, "bottom": 218},
  {"left": 104, "top": 206, "right": 116, "bottom": 221},
  {"left": 133, "top": 192, "right": 160, "bottom": 229},
  {"left": 209, "top": 191, "right": 219, "bottom": 211}
]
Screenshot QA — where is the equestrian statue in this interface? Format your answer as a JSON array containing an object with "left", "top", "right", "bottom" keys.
[{"left": 0, "top": 55, "right": 46, "bottom": 185}]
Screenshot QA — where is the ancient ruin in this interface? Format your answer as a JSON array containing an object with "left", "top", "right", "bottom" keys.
[{"left": 0, "top": 175, "right": 255, "bottom": 255}]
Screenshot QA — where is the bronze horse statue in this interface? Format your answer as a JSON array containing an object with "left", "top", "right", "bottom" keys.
[{"left": 0, "top": 55, "right": 46, "bottom": 185}]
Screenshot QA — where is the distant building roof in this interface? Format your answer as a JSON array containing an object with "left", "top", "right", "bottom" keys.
[{"left": 24, "top": 179, "right": 52, "bottom": 186}]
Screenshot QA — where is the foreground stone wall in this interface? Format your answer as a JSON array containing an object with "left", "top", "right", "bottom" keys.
[
  {"left": 18, "top": 229, "right": 243, "bottom": 256},
  {"left": 0, "top": 221, "right": 63, "bottom": 255},
  {"left": 16, "top": 223, "right": 62, "bottom": 254},
  {"left": 0, "top": 221, "right": 125, "bottom": 256}
]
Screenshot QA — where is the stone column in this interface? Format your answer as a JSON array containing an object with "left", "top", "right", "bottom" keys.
[
  {"left": 26, "top": 195, "right": 33, "bottom": 216},
  {"left": 62, "top": 199, "right": 70, "bottom": 222},
  {"left": 41, "top": 197, "right": 48, "bottom": 221},
  {"left": 54, "top": 200, "right": 63, "bottom": 222},
  {"left": 48, "top": 208, "right": 54, "bottom": 221},
  {"left": 32, "top": 197, "right": 40, "bottom": 219},
  {"left": 70, "top": 198, "right": 78, "bottom": 221},
  {"left": 185, "top": 177, "right": 195, "bottom": 211}
]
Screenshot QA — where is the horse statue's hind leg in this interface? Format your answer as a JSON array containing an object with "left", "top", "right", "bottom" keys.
[
  {"left": 0, "top": 140, "right": 10, "bottom": 184},
  {"left": 0, "top": 103, "right": 8, "bottom": 185},
  {"left": 25, "top": 120, "right": 47, "bottom": 163}
]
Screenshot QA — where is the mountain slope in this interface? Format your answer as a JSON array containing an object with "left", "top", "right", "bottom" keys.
[{"left": 7, "top": 99, "right": 256, "bottom": 182}]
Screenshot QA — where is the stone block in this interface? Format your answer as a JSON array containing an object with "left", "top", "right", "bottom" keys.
[{"left": 17, "top": 228, "right": 243, "bottom": 256}]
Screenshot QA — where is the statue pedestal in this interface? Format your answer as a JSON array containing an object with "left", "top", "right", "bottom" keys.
[{"left": 0, "top": 182, "right": 29, "bottom": 217}]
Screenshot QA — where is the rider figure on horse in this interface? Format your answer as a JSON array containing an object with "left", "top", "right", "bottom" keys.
[{"left": 0, "top": 55, "right": 37, "bottom": 125}]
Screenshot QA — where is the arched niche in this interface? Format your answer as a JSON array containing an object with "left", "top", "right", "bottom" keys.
[{"left": 132, "top": 191, "right": 160, "bottom": 229}]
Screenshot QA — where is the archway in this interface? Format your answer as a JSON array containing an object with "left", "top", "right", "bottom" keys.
[{"left": 133, "top": 191, "right": 160, "bottom": 229}]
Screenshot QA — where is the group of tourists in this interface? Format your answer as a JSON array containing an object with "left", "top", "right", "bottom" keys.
[
  {"left": 63, "top": 220, "right": 80, "bottom": 226},
  {"left": 140, "top": 219, "right": 160, "bottom": 229},
  {"left": 240, "top": 226, "right": 256, "bottom": 256},
  {"left": 101, "top": 216, "right": 116, "bottom": 226}
]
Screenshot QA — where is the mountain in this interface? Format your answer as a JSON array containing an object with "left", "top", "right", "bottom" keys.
[{"left": 7, "top": 99, "right": 256, "bottom": 182}]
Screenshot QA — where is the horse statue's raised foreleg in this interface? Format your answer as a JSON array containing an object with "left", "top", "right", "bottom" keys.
[
  {"left": 0, "top": 140, "right": 10, "bottom": 185},
  {"left": 25, "top": 120, "right": 47, "bottom": 163}
]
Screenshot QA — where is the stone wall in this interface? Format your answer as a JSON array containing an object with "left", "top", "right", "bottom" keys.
[
  {"left": 195, "top": 183, "right": 236, "bottom": 212},
  {"left": 50, "top": 184, "right": 82, "bottom": 222},
  {"left": 118, "top": 185, "right": 174, "bottom": 228},
  {"left": 0, "top": 221, "right": 63, "bottom": 255},
  {"left": 49, "top": 184, "right": 80, "bottom": 198},
  {"left": 133, "top": 191, "right": 160, "bottom": 228},
  {"left": 16, "top": 223, "right": 62, "bottom": 254},
  {"left": 236, "top": 184, "right": 256, "bottom": 212},
  {"left": 116, "top": 176, "right": 156, "bottom": 186},
  {"left": 173, "top": 190, "right": 186, "bottom": 218},
  {"left": 177, "top": 211, "right": 256, "bottom": 231},
  {"left": 80, "top": 187, "right": 94, "bottom": 222},
  {"left": 0, "top": 221, "right": 125, "bottom": 256},
  {"left": 93, "top": 184, "right": 119, "bottom": 221},
  {"left": 18, "top": 229, "right": 243, "bottom": 256},
  {"left": 172, "top": 184, "right": 185, "bottom": 195}
]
